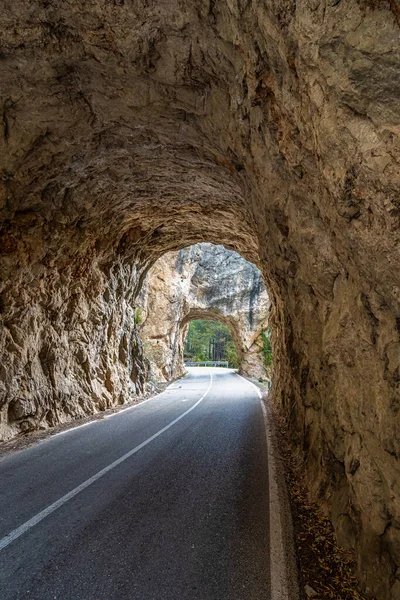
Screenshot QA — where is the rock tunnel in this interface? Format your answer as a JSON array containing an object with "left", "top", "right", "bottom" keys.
[
  {"left": 0, "top": 1, "right": 399, "bottom": 597},
  {"left": 140, "top": 243, "right": 269, "bottom": 381}
]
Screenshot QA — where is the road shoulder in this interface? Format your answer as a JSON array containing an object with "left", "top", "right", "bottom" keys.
[{"left": 238, "top": 375, "right": 300, "bottom": 600}]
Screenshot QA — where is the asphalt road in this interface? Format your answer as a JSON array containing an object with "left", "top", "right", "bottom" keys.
[{"left": 0, "top": 368, "right": 270, "bottom": 600}]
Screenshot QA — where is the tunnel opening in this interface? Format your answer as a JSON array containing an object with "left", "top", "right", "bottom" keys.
[
  {"left": 139, "top": 243, "right": 270, "bottom": 384},
  {"left": 0, "top": 1, "right": 398, "bottom": 595},
  {"left": 183, "top": 319, "right": 239, "bottom": 368}
]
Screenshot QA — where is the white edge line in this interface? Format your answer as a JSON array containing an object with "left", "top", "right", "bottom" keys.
[
  {"left": 103, "top": 405, "right": 135, "bottom": 419},
  {"left": 235, "top": 373, "right": 291, "bottom": 600},
  {"left": 52, "top": 422, "right": 95, "bottom": 436},
  {"left": 51, "top": 383, "right": 182, "bottom": 436},
  {"left": 0, "top": 373, "right": 213, "bottom": 553},
  {"left": 236, "top": 373, "right": 262, "bottom": 398}
]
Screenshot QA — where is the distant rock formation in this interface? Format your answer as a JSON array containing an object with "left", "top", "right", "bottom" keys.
[{"left": 140, "top": 244, "right": 270, "bottom": 381}]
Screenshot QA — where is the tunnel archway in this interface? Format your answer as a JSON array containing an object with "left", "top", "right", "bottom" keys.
[
  {"left": 181, "top": 312, "right": 243, "bottom": 369},
  {"left": 180, "top": 310, "right": 265, "bottom": 379},
  {"left": 183, "top": 319, "right": 240, "bottom": 368},
  {"left": 0, "top": 2, "right": 399, "bottom": 596},
  {"left": 139, "top": 243, "right": 269, "bottom": 382}
]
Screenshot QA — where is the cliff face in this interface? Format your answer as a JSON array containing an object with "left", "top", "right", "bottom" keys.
[
  {"left": 0, "top": 1, "right": 399, "bottom": 595},
  {"left": 0, "top": 260, "right": 150, "bottom": 441},
  {"left": 140, "top": 244, "right": 269, "bottom": 381}
]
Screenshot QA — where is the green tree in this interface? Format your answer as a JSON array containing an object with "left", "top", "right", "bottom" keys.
[
  {"left": 225, "top": 340, "right": 239, "bottom": 369},
  {"left": 184, "top": 320, "right": 238, "bottom": 367}
]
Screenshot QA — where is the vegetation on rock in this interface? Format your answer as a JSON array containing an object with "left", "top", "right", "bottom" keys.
[
  {"left": 134, "top": 307, "right": 144, "bottom": 325},
  {"left": 260, "top": 328, "right": 273, "bottom": 377}
]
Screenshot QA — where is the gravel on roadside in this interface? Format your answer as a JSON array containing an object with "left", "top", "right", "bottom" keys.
[{"left": 271, "top": 405, "right": 367, "bottom": 600}]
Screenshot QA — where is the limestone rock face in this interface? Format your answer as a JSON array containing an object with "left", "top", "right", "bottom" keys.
[
  {"left": 0, "top": 259, "right": 150, "bottom": 441},
  {"left": 140, "top": 244, "right": 269, "bottom": 381},
  {"left": 0, "top": 1, "right": 399, "bottom": 595}
]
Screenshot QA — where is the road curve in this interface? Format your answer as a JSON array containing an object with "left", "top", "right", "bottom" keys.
[{"left": 0, "top": 368, "right": 270, "bottom": 600}]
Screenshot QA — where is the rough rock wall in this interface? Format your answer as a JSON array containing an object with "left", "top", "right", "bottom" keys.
[
  {"left": 0, "top": 258, "right": 150, "bottom": 441},
  {"left": 140, "top": 244, "right": 269, "bottom": 381},
  {"left": 0, "top": 1, "right": 399, "bottom": 595}
]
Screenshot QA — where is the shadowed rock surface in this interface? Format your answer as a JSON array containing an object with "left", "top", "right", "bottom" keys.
[
  {"left": 140, "top": 243, "right": 269, "bottom": 381},
  {"left": 0, "top": 1, "right": 399, "bottom": 596}
]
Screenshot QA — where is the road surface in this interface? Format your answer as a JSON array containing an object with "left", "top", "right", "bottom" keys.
[{"left": 0, "top": 368, "right": 271, "bottom": 600}]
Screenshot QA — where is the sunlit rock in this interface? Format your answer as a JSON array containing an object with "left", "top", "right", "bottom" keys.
[{"left": 140, "top": 244, "right": 269, "bottom": 381}]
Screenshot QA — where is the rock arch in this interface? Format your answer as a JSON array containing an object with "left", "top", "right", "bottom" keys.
[
  {"left": 140, "top": 243, "right": 269, "bottom": 381},
  {"left": 0, "top": 1, "right": 399, "bottom": 596}
]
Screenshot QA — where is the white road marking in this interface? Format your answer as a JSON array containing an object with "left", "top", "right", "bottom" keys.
[
  {"left": 103, "top": 405, "right": 135, "bottom": 419},
  {"left": 235, "top": 374, "right": 262, "bottom": 398},
  {"left": 52, "top": 422, "right": 95, "bottom": 437},
  {"left": 51, "top": 390, "right": 172, "bottom": 434},
  {"left": 236, "top": 373, "right": 294, "bottom": 600},
  {"left": 260, "top": 398, "right": 293, "bottom": 600},
  {"left": 0, "top": 374, "right": 213, "bottom": 553}
]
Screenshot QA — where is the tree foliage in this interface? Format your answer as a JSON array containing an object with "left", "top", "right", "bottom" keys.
[
  {"left": 134, "top": 306, "right": 144, "bottom": 325},
  {"left": 184, "top": 320, "right": 238, "bottom": 368},
  {"left": 261, "top": 328, "right": 272, "bottom": 374}
]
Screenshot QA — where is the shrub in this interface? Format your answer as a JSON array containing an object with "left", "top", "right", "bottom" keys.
[
  {"left": 134, "top": 306, "right": 144, "bottom": 325},
  {"left": 261, "top": 328, "right": 272, "bottom": 372}
]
